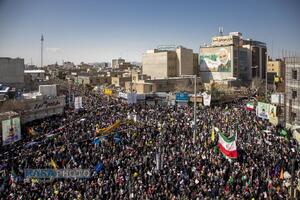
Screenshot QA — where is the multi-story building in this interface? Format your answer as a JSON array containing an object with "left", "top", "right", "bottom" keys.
[
  {"left": 142, "top": 46, "right": 195, "bottom": 79},
  {"left": 0, "top": 57, "right": 24, "bottom": 88},
  {"left": 199, "top": 32, "right": 267, "bottom": 84},
  {"left": 112, "top": 58, "right": 125, "bottom": 69},
  {"left": 285, "top": 57, "right": 300, "bottom": 127},
  {"left": 267, "top": 59, "right": 285, "bottom": 83}
]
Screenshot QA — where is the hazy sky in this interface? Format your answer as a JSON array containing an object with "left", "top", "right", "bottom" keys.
[{"left": 0, "top": 0, "right": 299, "bottom": 65}]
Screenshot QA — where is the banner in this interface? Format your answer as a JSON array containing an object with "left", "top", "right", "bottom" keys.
[
  {"left": 256, "top": 102, "right": 277, "bottom": 120},
  {"left": 104, "top": 89, "right": 112, "bottom": 96},
  {"left": 98, "top": 120, "right": 121, "bottom": 135},
  {"left": 127, "top": 93, "right": 137, "bottom": 104},
  {"left": 2, "top": 117, "right": 21, "bottom": 145},
  {"left": 256, "top": 102, "right": 269, "bottom": 119},
  {"left": 74, "top": 97, "right": 83, "bottom": 109},
  {"left": 202, "top": 92, "right": 211, "bottom": 106},
  {"left": 200, "top": 46, "right": 232, "bottom": 72},
  {"left": 119, "top": 92, "right": 128, "bottom": 99}
]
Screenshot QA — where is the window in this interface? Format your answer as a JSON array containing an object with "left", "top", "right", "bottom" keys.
[
  {"left": 292, "top": 90, "right": 297, "bottom": 99},
  {"left": 292, "top": 70, "right": 297, "bottom": 79},
  {"left": 291, "top": 112, "right": 296, "bottom": 122}
]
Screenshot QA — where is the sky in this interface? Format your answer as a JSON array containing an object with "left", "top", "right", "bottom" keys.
[{"left": 0, "top": 0, "right": 299, "bottom": 65}]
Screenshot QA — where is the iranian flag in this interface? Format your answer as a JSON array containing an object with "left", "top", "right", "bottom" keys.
[
  {"left": 218, "top": 132, "right": 237, "bottom": 159},
  {"left": 246, "top": 102, "right": 254, "bottom": 110}
]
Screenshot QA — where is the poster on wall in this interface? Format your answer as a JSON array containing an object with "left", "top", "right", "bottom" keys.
[
  {"left": 200, "top": 47, "right": 232, "bottom": 72},
  {"left": 74, "top": 97, "right": 83, "bottom": 109},
  {"left": 2, "top": 117, "right": 21, "bottom": 145}
]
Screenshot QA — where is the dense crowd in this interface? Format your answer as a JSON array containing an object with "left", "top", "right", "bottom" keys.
[{"left": 0, "top": 84, "right": 299, "bottom": 199}]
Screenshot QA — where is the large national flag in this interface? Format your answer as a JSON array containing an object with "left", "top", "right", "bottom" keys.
[
  {"left": 246, "top": 102, "right": 254, "bottom": 110},
  {"left": 218, "top": 132, "right": 237, "bottom": 159}
]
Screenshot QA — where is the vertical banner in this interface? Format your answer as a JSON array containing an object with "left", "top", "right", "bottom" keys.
[
  {"left": 74, "top": 97, "right": 83, "bottom": 109},
  {"left": 202, "top": 93, "right": 211, "bottom": 106},
  {"left": 2, "top": 117, "right": 21, "bottom": 145}
]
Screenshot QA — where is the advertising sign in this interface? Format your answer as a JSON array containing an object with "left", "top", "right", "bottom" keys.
[
  {"left": 200, "top": 46, "right": 232, "bottom": 72},
  {"left": 175, "top": 92, "right": 189, "bottom": 103},
  {"left": 256, "top": 102, "right": 269, "bottom": 119},
  {"left": 2, "top": 117, "right": 21, "bottom": 145},
  {"left": 74, "top": 97, "right": 83, "bottom": 109}
]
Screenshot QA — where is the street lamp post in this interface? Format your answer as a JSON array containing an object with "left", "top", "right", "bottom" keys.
[{"left": 193, "top": 75, "right": 197, "bottom": 144}]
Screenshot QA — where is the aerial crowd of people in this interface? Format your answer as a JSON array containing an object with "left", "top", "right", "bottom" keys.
[{"left": 0, "top": 83, "right": 299, "bottom": 200}]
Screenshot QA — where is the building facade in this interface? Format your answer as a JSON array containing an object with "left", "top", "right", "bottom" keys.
[
  {"left": 199, "top": 32, "right": 267, "bottom": 84},
  {"left": 112, "top": 58, "right": 125, "bottom": 69},
  {"left": 285, "top": 57, "right": 300, "bottom": 126},
  {"left": 142, "top": 46, "right": 195, "bottom": 79},
  {"left": 0, "top": 57, "right": 24, "bottom": 88},
  {"left": 267, "top": 59, "right": 285, "bottom": 83}
]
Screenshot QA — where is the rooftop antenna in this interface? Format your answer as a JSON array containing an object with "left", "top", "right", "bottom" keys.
[
  {"left": 219, "top": 27, "right": 223, "bottom": 36},
  {"left": 41, "top": 34, "right": 44, "bottom": 68}
]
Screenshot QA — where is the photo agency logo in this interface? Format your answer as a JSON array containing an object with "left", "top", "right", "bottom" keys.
[{"left": 24, "top": 169, "right": 91, "bottom": 179}]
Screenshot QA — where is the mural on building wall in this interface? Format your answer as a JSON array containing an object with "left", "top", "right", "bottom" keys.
[
  {"left": 2, "top": 117, "right": 21, "bottom": 145},
  {"left": 200, "top": 47, "right": 232, "bottom": 72}
]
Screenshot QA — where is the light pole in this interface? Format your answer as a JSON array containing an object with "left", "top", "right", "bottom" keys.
[
  {"left": 193, "top": 75, "right": 197, "bottom": 144},
  {"left": 180, "top": 75, "right": 197, "bottom": 143},
  {"left": 265, "top": 51, "right": 268, "bottom": 100}
]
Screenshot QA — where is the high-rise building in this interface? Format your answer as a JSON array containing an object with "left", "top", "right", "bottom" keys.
[
  {"left": 0, "top": 57, "right": 24, "bottom": 88},
  {"left": 142, "top": 46, "right": 195, "bottom": 79},
  {"left": 285, "top": 57, "right": 300, "bottom": 127}
]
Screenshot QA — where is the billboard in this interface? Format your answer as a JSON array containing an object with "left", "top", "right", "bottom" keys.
[
  {"left": 256, "top": 102, "right": 277, "bottom": 120},
  {"left": 2, "top": 117, "right": 21, "bottom": 145},
  {"left": 200, "top": 46, "right": 232, "bottom": 72},
  {"left": 176, "top": 92, "right": 189, "bottom": 103}
]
